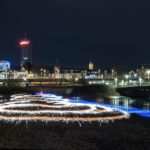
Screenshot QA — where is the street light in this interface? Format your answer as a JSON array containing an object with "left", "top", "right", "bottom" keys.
[
  {"left": 124, "top": 74, "right": 129, "bottom": 85},
  {"left": 114, "top": 77, "right": 118, "bottom": 87},
  {"left": 23, "top": 77, "right": 27, "bottom": 81},
  {"left": 120, "top": 80, "right": 125, "bottom": 87},
  {"left": 139, "top": 77, "right": 143, "bottom": 86},
  {"left": 146, "top": 70, "right": 150, "bottom": 80},
  {"left": 124, "top": 74, "right": 129, "bottom": 80}
]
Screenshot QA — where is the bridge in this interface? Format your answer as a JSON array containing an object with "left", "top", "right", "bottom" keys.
[
  {"left": 1, "top": 78, "right": 150, "bottom": 90},
  {"left": 86, "top": 79, "right": 150, "bottom": 88}
]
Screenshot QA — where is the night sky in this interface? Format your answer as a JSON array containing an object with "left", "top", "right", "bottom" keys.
[{"left": 0, "top": 0, "right": 150, "bottom": 68}]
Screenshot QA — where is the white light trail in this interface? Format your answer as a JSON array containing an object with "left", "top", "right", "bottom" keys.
[{"left": 0, "top": 94, "right": 129, "bottom": 124}]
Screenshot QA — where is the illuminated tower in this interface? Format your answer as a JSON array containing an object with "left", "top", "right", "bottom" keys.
[
  {"left": 19, "top": 38, "right": 32, "bottom": 71},
  {"left": 88, "top": 61, "right": 94, "bottom": 71}
]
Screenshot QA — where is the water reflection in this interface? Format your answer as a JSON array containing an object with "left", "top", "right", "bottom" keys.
[
  {"left": 109, "top": 96, "right": 133, "bottom": 109},
  {"left": 97, "top": 96, "right": 150, "bottom": 118},
  {"left": 72, "top": 96, "right": 150, "bottom": 118},
  {"left": 108, "top": 96, "right": 150, "bottom": 111}
]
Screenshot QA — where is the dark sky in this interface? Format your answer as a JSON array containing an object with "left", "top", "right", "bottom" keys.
[{"left": 0, "top": 0, "right": 150, "bottom": 68}]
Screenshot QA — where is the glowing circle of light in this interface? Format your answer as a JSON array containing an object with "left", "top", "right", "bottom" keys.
[{"left": 0, "top": 94, "right": 129, "bottom": 124}]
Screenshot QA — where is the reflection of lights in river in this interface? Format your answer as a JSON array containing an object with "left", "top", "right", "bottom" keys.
[
  {"left": 103, "top": 96, "right": 150, "bottom": 118},
  {"left": 0, "top": 93, "right": 129, "bottom": 125}
]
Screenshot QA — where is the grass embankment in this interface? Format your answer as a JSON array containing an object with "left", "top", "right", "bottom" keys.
[{"left": 0, "top": 116, "right": 149, "bottom": 150}]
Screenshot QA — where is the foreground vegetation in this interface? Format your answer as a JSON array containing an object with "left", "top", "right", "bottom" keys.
[{"left": 0, "top": 115, "right": 149, "bottom": 150}]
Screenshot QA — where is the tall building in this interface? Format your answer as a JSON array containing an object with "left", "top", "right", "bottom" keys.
[
  {"left": 53, "top": 65, "right": 61, "bottom": 79},
  {"left": 88, "top": 61, "right": 94, "bottom": 71},
  {"left": 19, "top": 37, "right": 32, "bottom": 71}
]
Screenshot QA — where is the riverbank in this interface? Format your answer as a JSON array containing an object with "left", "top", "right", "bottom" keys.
[{"left": 0, "top": 115, "right": 149, "bottom": 150}]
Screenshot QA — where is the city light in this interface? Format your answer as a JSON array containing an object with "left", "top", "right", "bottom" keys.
[{"left": 146, "top": 70, "right": 150, "bottom": 80}]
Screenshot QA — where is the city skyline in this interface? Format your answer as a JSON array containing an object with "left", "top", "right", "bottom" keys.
[
  {"left": 0, "top": 1, "right": 150, "bottom": 150},
  {"left": 0, "top": 0, "right": 150, "bottom": 68}
]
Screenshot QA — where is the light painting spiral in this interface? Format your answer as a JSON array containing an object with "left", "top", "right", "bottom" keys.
[{"left": 0, "top": 93, "right": 129, "bottom": 123}]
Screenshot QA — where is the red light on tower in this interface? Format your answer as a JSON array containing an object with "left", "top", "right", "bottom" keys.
[
  {"left": 18, "top": 37, "right": 32, "bottom": 71},
  {"left": 19, "top": 39, "right": 31, "bottom": 48}
]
